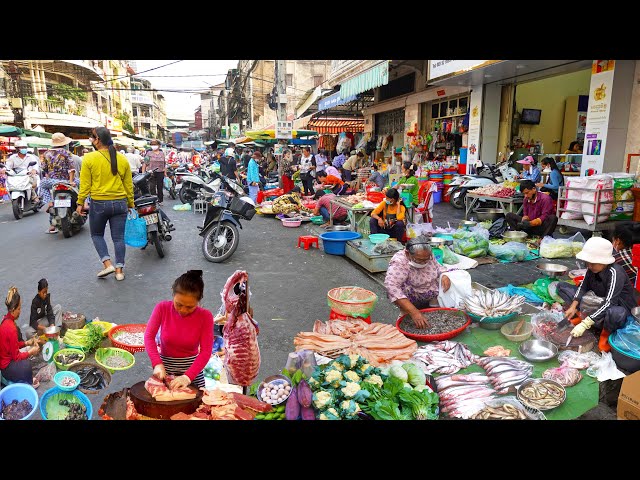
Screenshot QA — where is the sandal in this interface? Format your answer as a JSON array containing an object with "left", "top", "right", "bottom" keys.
[
  {"left": 46, "top": 227, "right": 59, "bottom": 234},
  {"left": 32, "top": 378, "right": 40, "bottom": 389}
]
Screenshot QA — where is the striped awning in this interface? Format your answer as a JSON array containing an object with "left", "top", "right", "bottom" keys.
[{"left": 306, "top": 118, "right": 364, "bottom": 134}]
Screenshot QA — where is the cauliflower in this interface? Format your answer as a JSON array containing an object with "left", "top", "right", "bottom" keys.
[
  {"left": 343, "top": 370, "right": 361, "bottom": 383},
  {"left": 323, "top": 368, "right": 343, "bottom": 388},
  {"left": 318, "top": 407, "right": 340, "bottom": 420},
  {"left": 313, "top": 391, "right": 334, "bottom": 410},
  {"left": 348, "top": 354, "right": 361, "bottom": 367},
  {"left": 358, "top": 363, "right": 374, "bottom": 376},
  {"left": 331, "top": 362, "right": 345, "bottom": 371},
  {"left": 307, "top": 375, "right": 320, "bottom": 389},
  {"left": 341, "top": 381, "right": 361, "bottom": 399},
  {"left": 339, "top": 399, "right": 361, "bottom": 418},
  {"left": 363, "top": 374, "right": 383, "bottom": 387}
]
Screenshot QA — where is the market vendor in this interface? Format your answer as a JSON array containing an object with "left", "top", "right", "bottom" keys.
[
  {"left": 397, "top": 161, "right": 420, "bottom": 205},
  {"left": 509, "top": 137, "right": 530, "bottom": 171},
  {"left": 21, "top": 278, "right": 62, "bottom": 340},
  {"left": 557, "top": 237, "right": 637, "bottom": 352},
  {"left": 505, "top": 180, "right": 558, "bottom": 238},
  {"left": 271, "top": 187, "right": 312, "bottom": 215},
  {"left": 315, "top": 170, "right": 348, "bottom": 196},
  {"left": 536, "top": 157, "right": 564, "bottom": 200},
  {"left": 611, "top": 222, "right": 640, "bottom": 286},
  {"left": 342, "top": 150, "right": 364, "bottom": 182},
  {"left": 313, "top": 190, "right": 347, "bottom": 227},
  {"left": 0, "top": 287, "right": 41, "bottom": 386},
  {"left": 144, "top": 270, "right": 213, "bottom": 389},
  {"left": 517, "top": 156, "right": 542, "bottom": 183},
  {"left": 367, "top": 163, "right": 386, "bottom": 190},
  {"left": 384, "top": 236, "right": 452, "bottom": 329},
  {"left": 369, "top": 188, "right": 406, "bottom": 241}
]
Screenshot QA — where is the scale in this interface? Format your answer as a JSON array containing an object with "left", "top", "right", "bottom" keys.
[{"left": 42, "top": 325, "right": 61, "bottom": 363}]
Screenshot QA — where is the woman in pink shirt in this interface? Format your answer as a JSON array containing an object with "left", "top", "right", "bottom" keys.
[{"left": 144, "top": 270, "right": 214, "bottom": 389}]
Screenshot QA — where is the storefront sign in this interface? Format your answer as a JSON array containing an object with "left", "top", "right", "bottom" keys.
[
  {"left": 276, "top": 120, "right": 293, "bottom": 139},
  {"left": 428, "top": 60, "right": 490, "bottom": 81},
  {"left": 581, "top": 60, "right": 616, "bottom": 175},
  {"left": 220, "top": 126, "right": 229, "bottom": 139},
  {"left": 437, "top": 89, "right": 446, "bottom": 96},
  {"left": 112, "top": 119, "right": 123, "bottom": 132},
  {"left": 318, "top": 92, "right": 357, "bottom": 111},
  {"left": 466, "top": 85, "right": 483, "bottom": 165},
  {"left": 230, "top": 123, "right": 240, "bottom": 137},
  {"left": 339, "top": 61, "right": 389, "bottom": 99}
]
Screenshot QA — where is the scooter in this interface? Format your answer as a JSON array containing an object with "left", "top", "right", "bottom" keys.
[
  {"left": 199, "top": 172, "right": 256, "bottom": 263},
  {"left": 5, "top": 160, "right": 42, "bottom": 220},
  {"left": 50, "top": 181, "right": 86, "bottom": 238},
  {"left": 176, "top": 168, "right": 221, "bottom": 205},
  {"left": 447, "top": 160, "right": 517, "bottom": 209}
]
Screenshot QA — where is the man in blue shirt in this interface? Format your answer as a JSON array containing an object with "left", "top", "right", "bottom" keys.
[
  {"left": 246, "top": 151, "right": 261, "bottom": 203},
  {"left": 332, "top": 150, "right": 348, "bottom": 170}
]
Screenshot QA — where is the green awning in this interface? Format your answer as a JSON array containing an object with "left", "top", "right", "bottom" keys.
[
  {"left": 0, "top": 124, "right": 22, "bottom": 136},
  {"left": 339, "top": 61, "right": 389, "bottom": 99}
]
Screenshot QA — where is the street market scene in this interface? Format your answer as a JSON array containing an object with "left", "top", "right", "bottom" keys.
[{"left": 1, "top": 59, "right": 640, "bottom": 422}]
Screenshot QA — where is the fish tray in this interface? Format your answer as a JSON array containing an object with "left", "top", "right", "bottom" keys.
[
  {"left": 108, "top": 324, "right": 147, "bottom": 353},
  {"left": 396, "top": 308, "right": 471, "bottom": 342},
  {"left": 467, "top": 311, "right": 518, "bottom": 326}
]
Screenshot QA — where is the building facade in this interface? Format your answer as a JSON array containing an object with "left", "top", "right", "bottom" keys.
[{"left": 130, "top": 75, "right": 168, "bottom": 141}]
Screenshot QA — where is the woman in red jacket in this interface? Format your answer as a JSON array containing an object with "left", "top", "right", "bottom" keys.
[
  {"left": 0, "top": 287, "right": 40, "bottom": 386},
  {"left": 144, "top": 270, "right": 213, "bottom": 390}
]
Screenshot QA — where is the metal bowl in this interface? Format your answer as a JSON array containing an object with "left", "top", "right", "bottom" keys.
[
  {"left": 503, "top": 231, "right": 528, "bottom": 243},
  {"left": 460, "top": 220, "right": 477, "bottom": 229},
  {"left": 44, "top": 325, "right": 61, "bottom": 339},
  {"left": 536, "top": 263, "right": 569, "bottom": 278},
  {"left": 325, "top": 225, "right": 350, "bottom": 231},
  {"left": 429, "top": 237, "right": 446, "bottom": 247},
  {"left": 516, "top": 378, "right": 566, "bottom": 411},
  {"left": 473, "top": 208, "right": 505, "bottom": 222},
  {"left": 256, "top": 374, "right": 293, "bottom": 406},
  {"left": 519, "top": 339, "right": 559, "bottom": 362}
]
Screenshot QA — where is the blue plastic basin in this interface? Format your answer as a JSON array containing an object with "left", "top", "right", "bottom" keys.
[
  {"left": 0, "top": 383, "right": 39, "bottom": 420},
  {"left": 319, "top": 231, "right": 362, "bottom": 255}
]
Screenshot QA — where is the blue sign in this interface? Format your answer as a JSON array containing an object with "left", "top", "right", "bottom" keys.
[{"left": 318, "top": 92, "right": 357, "bottom": 111}]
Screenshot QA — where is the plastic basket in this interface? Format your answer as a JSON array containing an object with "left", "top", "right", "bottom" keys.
[
  {"left": 396, "top": 308, "right": 471, "bottom": 342},
  {"left": 367, "top": 191, "right": 385, "bottom": 203},
  {"left": 108, "top": 324, "right": 147, "bottom": 353},
  {"left": 327, "top": 286, "right": 378, "bottom": 318},
  {"left": 53, "top": 348, "right": 86, "bottom": 371},
  {"left": 0, "top": 383, "right": 38, "bottom": 420},
  {"left": 53, "top": 371, "right": 81, "bottom": 392},
  {"left": 319, "top": 231, "right": 362, "bottom": 255},
  {"left": 40, "top": 387, "right": 93, "bottom": 420},
  {"left": 467, "top": 311, "right": 518, "bottom": 324},
  {"left": 95, "top": 347, "right": 136, "bottom": 373}
]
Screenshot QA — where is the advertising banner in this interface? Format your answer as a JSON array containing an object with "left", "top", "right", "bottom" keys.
[{"left": 467, "top": 85, "right": 483, "bottom": 166}]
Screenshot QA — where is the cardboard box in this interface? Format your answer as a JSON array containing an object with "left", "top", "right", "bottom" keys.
[{"left": 617, "top": 371, "right": 640, "bottom": 420}]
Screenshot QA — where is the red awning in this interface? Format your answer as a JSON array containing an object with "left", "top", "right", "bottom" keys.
[{"left": 306, "top": 118, "right": 364, "bottom": 134}]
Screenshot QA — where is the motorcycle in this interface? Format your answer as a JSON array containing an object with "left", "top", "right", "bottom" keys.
[
  {"left": 5, "top": 160, "right": 42, "bottom": 220},
  {"left": 132, "top": 168, "right": 174, "bottom": 258},
  {"left": 51, "top": 181, "right": 86, "bottom": 238},
  {"left": 176, "top": 168, "right": 221, "bottom": 205},
  {"left": 447, "top": 160, "right": 518, "bottom": 209},
  {"left": 199, "top": 172, "right": 256, "bottom": 263}
]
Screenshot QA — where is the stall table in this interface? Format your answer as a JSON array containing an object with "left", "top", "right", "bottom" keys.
[
  {"left": 330, "top": 198, "right": 374, "bottom": 234},
  {"left": 465, "top": 191, "right": 524, "bottom": 220}
]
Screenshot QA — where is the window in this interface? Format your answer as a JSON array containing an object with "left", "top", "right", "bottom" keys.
[
  {"left": 313, "top": 75, "right": 323, "bottom": 87},
  {"left": 286, "top": 74, "right": 293, "bottom": 87}
]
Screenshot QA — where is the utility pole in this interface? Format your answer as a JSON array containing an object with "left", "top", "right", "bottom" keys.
[
  {"left": 275, "top": 60, "right": 287, "bottom": 188},
  {"left": 6, "top": 61, "right": 25, "bottom": 128}
]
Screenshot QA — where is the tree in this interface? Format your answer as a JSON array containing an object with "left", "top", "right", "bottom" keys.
[
  {"left": 116, "top": 112, "right": 134, "bottom": 133},
  {"left": 51, "top": 83, "right": 88, "bottom": 103}
]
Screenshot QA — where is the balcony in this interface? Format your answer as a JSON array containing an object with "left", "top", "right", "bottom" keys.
[
  {"left": 136, "top": 116, "right": 154, "bottom": 124},
  {"left": 23, "top": 98, "right": 102, "bottom": 129},
  {"left": 131, "top": 93, "right": 154, "bottom": 105}
]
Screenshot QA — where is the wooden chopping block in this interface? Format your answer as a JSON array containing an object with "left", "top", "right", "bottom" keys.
[{"left": 129, "top": 381, "right": 203, "bottom": 420}]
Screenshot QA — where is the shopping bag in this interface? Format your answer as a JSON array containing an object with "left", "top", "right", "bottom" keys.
[{"left": 124, "top": 209, "right": 148, "bottom": 248}]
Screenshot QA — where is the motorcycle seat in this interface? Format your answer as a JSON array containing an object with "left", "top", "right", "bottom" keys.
[{"left": 134, "top": 195, "right": 158, "bottom": 207}]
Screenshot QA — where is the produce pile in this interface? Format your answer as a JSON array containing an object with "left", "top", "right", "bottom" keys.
[
  {"left": 62, "top": 323, "right": 103, "bottom": 352},
  {"left": 464, "top": 290, "right": 526, "bottom": 318},
  {"left": 412, "top": 341, "right": 480, "bottom": 375},
  {"left": 452, "top": 229, "right": 490, "bottom": 258},
  {"left": 294, "top": 320, "right": 417, "bottom": 366},
  {"left": 477, "top": 356, "right": 534, "bottom": 394},
  {"left": 59, "top": 399, "right": 88, "bottom": 420},
  {"left": 258, "top": 378, "right": 292, "bottom": 405},
  {"left": 1, "top": 399, "right": 33, "bottom": 420},
  {"left": 45, "top": 393, "right": 88, "bottom": 420},
  {"left": 471, "top": 184, "right": 516, "bottom": 197},
  {"left": 398, "top": 309, "right": 468, "bottom": 336}
]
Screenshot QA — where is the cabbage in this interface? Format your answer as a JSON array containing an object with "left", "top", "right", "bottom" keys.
[
  {"left": 389, "top": 365, "right": 408, "bottom": 382},
  {"left": 406, "top": 364, "right": 427, "bottom": 387}
]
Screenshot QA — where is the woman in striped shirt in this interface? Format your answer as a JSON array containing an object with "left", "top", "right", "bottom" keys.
[
  {"left": 144, "top": 270, "right": 213, "bottom": 389},
  {"left": 612, "top": 222, "right": 640, "bottom": 287}
]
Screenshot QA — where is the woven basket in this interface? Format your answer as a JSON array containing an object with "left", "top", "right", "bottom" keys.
[
  {"left": 396, "top": 308, "right": 471, "bottom": 342},
  {"left": 61, "top": 313, "right": 86, "bottom": 335},
  {"left": 327, "top": 287, "right": 378, "bottom": 318},
  {"left": 108, "top": 324, "right": 146, "bottom": 353}
]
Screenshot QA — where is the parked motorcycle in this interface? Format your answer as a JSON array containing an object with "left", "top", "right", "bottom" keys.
[
  {"left": 51, "top": 181, "right": 86, "bottom": 238},
  {"left": 199, "top": 172, "right": 256, "bottom": 263},
  {"left": 447, "top": 160, "right": 518, "bottom": 209},
  {"left": 5, "top": 160, "right": 42, "bottom": 219},
  {"left": 176, "top": 168, "right": 221, "bottom": 205},
  {"left": 132, "top": 168, "right": 174, "bottom": 258}
]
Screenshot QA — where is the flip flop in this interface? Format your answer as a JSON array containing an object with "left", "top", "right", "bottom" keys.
[{"left": 46, "top": 228, "right": 59, "bottom": 234}]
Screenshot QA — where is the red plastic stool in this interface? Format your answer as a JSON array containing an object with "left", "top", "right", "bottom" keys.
[
  {"left": 329, "top": 309, "right": 371, "bottom": 324},
  {"left": 298, "top": 235, "right": 319, "bottom": 250}
]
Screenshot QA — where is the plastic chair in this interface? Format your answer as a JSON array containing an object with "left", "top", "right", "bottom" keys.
[
  {"left": 193, "top": 198, "right": 207, "bottom": 214},
  {"left": 297, "top": 235, "right": 319, "bottom": 250}
]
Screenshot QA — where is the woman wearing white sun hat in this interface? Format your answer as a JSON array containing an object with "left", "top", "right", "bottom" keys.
[{"left": 556, "top": 237, "right": 637, "bottom": 352}]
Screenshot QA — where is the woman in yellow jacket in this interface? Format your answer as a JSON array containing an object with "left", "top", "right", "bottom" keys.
[{"left": 76, "top": 127, "right": 134, "bottom": 281}]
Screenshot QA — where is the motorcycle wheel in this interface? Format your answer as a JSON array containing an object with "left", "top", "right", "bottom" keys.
[
  {"left": 202, "top": 221, "right": 239, "bottom": 263},
  {"left": 169, "top": 186, "right": 177, "bottom": 200},
  {"left": 450, "top": 189, "right": 465, "bottom": 209},
  {"left": 61, "top": 216, "right": 73, "bottom": 238},
  {"left": 12, "top": 199, "right": 23, "bottom": 219},
  {"left": 150, "top": 231, "right": 165, "bottom": 258},
  {"left": 179, "top": 186, "right": 195, "bottom": 204}
]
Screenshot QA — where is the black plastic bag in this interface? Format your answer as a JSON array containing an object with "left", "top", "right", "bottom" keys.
[{"left": 488, "top": 218, "right": 508, "bottom": 239}]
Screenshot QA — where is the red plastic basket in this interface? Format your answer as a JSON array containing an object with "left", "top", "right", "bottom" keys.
[
  {"left": 367, "top": 191, "right": 385, "bottom": 203},
  {"left": 108, "top": 324, "right": 147, "bottom": 353},
  {"left": 396, "top": 308, "right": 471, "bottom": 342}
]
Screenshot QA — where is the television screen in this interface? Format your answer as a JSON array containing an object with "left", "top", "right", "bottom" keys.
[{"left": 521, "top": 108, "right": 541, "bottom": 125}]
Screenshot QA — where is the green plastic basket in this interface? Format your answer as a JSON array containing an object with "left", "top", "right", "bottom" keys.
[
  {"left": 94, "top": 347, "right": 135, "bottom": 373},
  {"left": 310, "top": 215, "right": 324, "bottom": 225},
  {"left": 467, "top": 311, "right": 518, "bottom": 324}
]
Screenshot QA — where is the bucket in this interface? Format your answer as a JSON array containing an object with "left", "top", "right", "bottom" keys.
[
  {"left": 329, "top": 309, "right": 372, "bottom": 325},
  {"left": 433, "top": 190, "right": 442, "bottom": 204},
  {"left": 458, "top": 163, "right": 467, "bottom": 175},
  {"left": 319, "top": 231, "right": 362, "bottom": 255},
  {"left": 0, "top": 383, "right": 39, "bottom": 420}
]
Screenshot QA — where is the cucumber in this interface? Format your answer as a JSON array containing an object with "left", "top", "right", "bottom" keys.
[
  {"left": 265, "top": 413, "right": 275, "bottom": 420},
  {"left": 278, "top": 412, "right": 286, "bottom": 420},
  {"left": 276, "top": 404, "right": 286, "bottom": 413},
  {"left": 254, "top": 414, "right": 265, "bottom": 420}
]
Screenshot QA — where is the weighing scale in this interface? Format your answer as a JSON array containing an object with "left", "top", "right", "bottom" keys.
[{"left": 42, "top": 325, "right": 62, "bottom": 363}]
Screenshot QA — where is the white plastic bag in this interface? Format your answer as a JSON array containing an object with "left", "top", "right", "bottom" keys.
[
  {"left": 582, "top": 174, "right": 613, "bottom": 225},
  {"left": 406, "top": 222, "right": 433, "bottom": 238},
  {"left": 438, "top": 270, "right": 473, "bottom": 309},
  {"left": 539, "top": 232, "right": 585, "bottom": 259},
  {"left": 586, "top": 351, "right": 626, "bottom": 382},
  {"left": 561, "top": 177, "right": 589, "bottom": 220}
]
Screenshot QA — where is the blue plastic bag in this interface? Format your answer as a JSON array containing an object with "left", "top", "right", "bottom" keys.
[
  {"left": 163, "top": 176, "right": 172, "bottom": 190},
  {"left": 497, "top": 284, "right": 545, "bottom": 304},
  {"left": 124, "top": 209, "right": 148, "bottom": 248},
  {"left": 610, "top": 318, "right": 640, "bottom": 358}
]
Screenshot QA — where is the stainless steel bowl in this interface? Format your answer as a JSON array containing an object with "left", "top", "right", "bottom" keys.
[
  {"left": 460, "top": 220, "right": 477, "bottom": 229},
  {"left": 325, "top": 225, "right": 350, "bottom": 231},
  {"left": 429, "top": 237, "right": 446, "bottom": 247},
  {"left": 473, "top": 208, "right": 505, "bottom": 222},
  {"left": 536, "top": 263, "right": 569, "bottom": 278},
  {"left": 519, "top": 339, "right": 559, "bottom": 362},
  {"left": 516, "top": 378, "right": 566, "bottom": 411},
  {"left": 256, "top": 374, "right": 293, "bottom": 406},
  {"left": 503, "top": 231, "right": 528, "bottom": 243}
]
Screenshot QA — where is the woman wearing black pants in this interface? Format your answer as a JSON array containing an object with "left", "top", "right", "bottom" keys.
[{"left": 144, "top": 139, "right": 166, "bottom": 205}]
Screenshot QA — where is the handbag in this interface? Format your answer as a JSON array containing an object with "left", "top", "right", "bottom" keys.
[{"left": 124, "top": 209, "right": 148, "bottom": 248}]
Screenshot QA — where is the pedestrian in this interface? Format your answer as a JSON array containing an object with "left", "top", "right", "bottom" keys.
[
  {"left": 125, "top": 146, "right": 142, "bottom": 174},
  {"left": 241, "top": 148, "right": 252, "bottom": 170},
  {"left": 0, "top": 162, "right": 7, "bottom": 203},
  {"left": 21, "top": 278, "right": 62, "bottom": 339},
  {"left": 143, "top": 270, "right": 213, "bottom": 389},
  {"left": 77, "top": 126, "right": 134, "bottom": 281},
  {"left": 0, "top": 286, "right": 41, "bottom": 387},
  {"left": 314, "top": 149, "right": 329, "bottom": 174},
  {"left": 281, "top": 149, "right": 295, "bottom": 193},
  {"left": 41, "top": 132, "right": 78, "bottom": 234},
  {"left": 298, "top": 146, "right": 317, "bottom": 196},
  {"left": 332, "top": 149, "right": 348, "bottom": 170},
  {"left": 247, "top": 151, "right": 261, "bottom": 203},
  {"left": 505, "top": 180, "right": 558, "bottom": 238},
  {"left": 224, "top": 141, "right": 236, "bottom": 159},
  {"left": 143, "top": 139, "right": 166, "bottom": 204}
]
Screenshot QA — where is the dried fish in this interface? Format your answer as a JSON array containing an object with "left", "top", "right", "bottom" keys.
[{"left": 113, "top": 331, "right": 145, "bottom": 346}]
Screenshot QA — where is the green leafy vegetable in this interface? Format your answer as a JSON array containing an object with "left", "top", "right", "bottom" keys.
[
  {"left": 405, "top": 364, "right": 427, "bottom": 387},
  {"left": 398, "top": 389, "right": 439, "bottom": 420},
  {"left": 389, "top": 365, "right": 408, "bottom": 382},
  {"left": 371, "top": 400, "right": 411, "bottom": 420}
]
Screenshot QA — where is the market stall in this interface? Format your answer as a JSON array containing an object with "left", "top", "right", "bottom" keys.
[{"left": 465, "top": 190, "right": 524, "bottom": 219}]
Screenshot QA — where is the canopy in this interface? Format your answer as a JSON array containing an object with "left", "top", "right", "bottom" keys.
[
  {"left": 0, "top": 124, "right": 53, "bottom": 139},
  {"left": 244, "top": 129, "right": 318, "bottom": 140}
]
